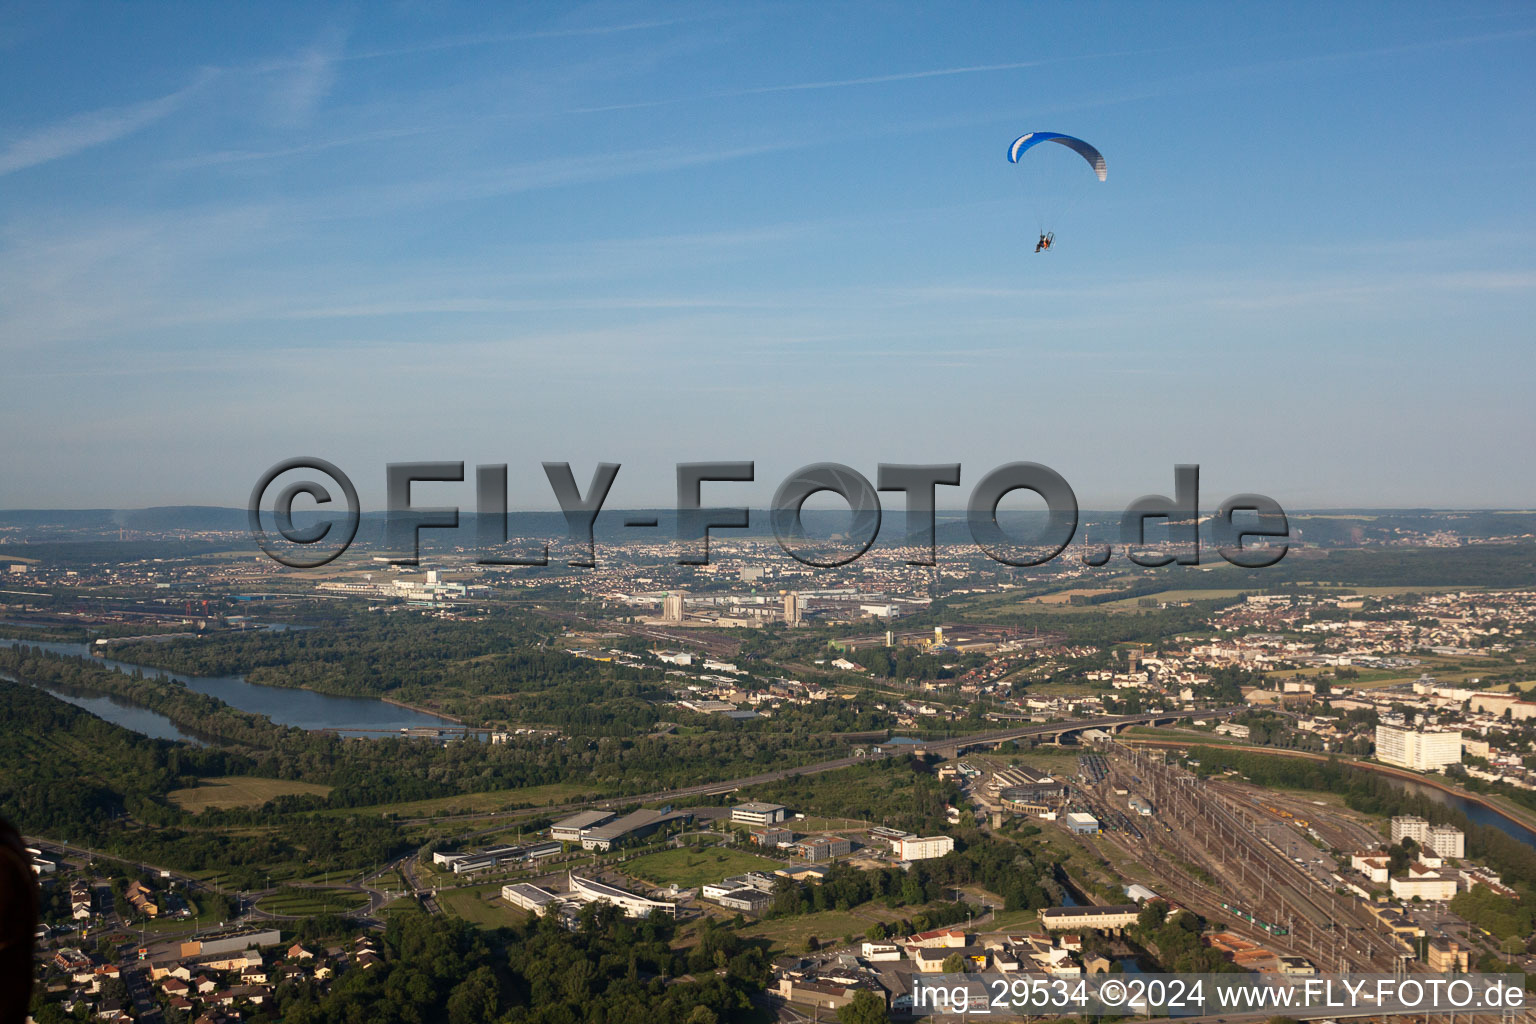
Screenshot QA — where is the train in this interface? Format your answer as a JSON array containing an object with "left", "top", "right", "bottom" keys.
[{"left": 1218, "top": 901, "right": 1290, "bottom": 936}]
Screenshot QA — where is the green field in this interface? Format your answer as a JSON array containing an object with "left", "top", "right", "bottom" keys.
[
  {"left": 735, "top": 902, "right": 933, "bottom": 955},
  {"left": 169, "top": 776, "right": 333, "bottom": 812},
  {"left": 438, "top": 884, "right": 531, "bottom": 928},
  {"left": 622, "top": 846, "right": 785, "bottom": 890},
  {"left": 981, "top": 908, "right": 1042, "bottom": 933},
  {"left": 982, "top": 748, "right": 1087, "bottom": 770},
  {"left": 255, "top": 886, "right": 369, "bottom": 916},
  {"left": 1090, "top": 588, "right": 1251, "bottom": 611},
  {"left": 326, "top": 781, "right": 602, "bottom": 818}
]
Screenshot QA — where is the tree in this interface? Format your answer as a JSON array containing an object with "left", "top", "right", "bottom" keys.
[
  {"left": 941, "top": 952, "right": 966, "bottom": 974},
  {"left": 1138, "top": 900, "right": 1168, "bottom": 931},
  {"left": 445, "top": 965, "right": 499, "bottom": 1024},
  {"left": 838, "top": 989, "right": 890, "bottom": 1024}
]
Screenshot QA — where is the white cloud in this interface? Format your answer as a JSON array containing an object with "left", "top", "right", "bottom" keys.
[
  {"left": 265, "top": 27, "right": 349, "bottom": 128},
  {"left": 0, "top": 72, "right": 213, "bottom": 176}
]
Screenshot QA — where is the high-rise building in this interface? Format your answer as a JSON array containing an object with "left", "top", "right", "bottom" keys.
[
  {"left": 1391, "top": 815, "right": 1429, "bottom": 844},
  {"left": 1390, "top": 817, "right": 1464, "bottom": 858},
  {"left": 783, "top": 592, "right": 801, "bottom": 626},
  {"left": 1375, "top": 725, "right": 1461, "bottom": 771},
  {"left": 1427, "top": 824, "right": 1465, "bottom": 859},
  {"left": 663, "top": 591, "right": 687, "bottom": 623}
]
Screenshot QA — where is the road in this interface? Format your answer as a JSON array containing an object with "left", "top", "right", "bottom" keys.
[
  {"left": 34, "top": 707, "right": 1246, "bottom": 931},
  {"left": 384, "top": 706, "right": 1246, "bottom": 832},
  {"left": 26, "top": 836, "right": 397, "bottom": 931}
]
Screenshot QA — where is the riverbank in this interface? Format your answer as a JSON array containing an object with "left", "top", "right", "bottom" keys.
[
  {"left": 1, "top": 637, "right": 463, "bottom": 737},
  {"left": 377, "top": 694, "right": 465, "bottom": 724}
]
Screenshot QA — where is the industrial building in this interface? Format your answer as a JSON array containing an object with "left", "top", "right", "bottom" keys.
[
  {"left": 551, "top": 810, "right": 616, "bottom": 843},
  {"left": 433, "top": 841, "right": 561, "bottom": 874},
  {"left": 1128, "top": 796, "right": 1154, "bottom": 816},
  {"left": 579, "top": 809, "right": 693, "bottom": 851},
  {"left": 663, "top": 590, "right": 687, "bottom": 622},
  {"left": 1064, "top": 811, "right": 1100, "bottom": 834},
  {"left": 989, "top": 765, "right": 1058, "bottom": 792},
  {"left": 783, "top": 592, "right": 802, "bottom": 626}
]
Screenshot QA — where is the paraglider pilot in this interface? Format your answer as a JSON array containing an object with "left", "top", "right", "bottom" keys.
[{"left": 1035, "top": 232, "right": 1053, "bottom": 253}]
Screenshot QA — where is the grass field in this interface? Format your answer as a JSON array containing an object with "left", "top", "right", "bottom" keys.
[
  {"left": 976, "top": 748, "right": 1084, "bottom": 771},
  {"left": 327, "top": 781, "right": 601, "bottom": 818},
  {"left": 1029, "top": 588, "right": 1120, "bottom": 605},
  {"left": 169, "top": 776, "right": 333, "bottom": 812},
  {"left": 736, "top": 904, "right": 917, "bottom": 954},
  {"left": 255, "top": 887, "right": 368, "bottom": 916},
  {"left": 438, "top": 884, "right": 531, "bottom": 928},
  {"left": 982, "top": 908, "right": 1041, "bottom": 933},
  {"left": 1016, "top": 680, "right": 1100, "bottom": 696},
  {"left": 622, "top": 847, "right": 785, "bottom": 890},
  {"left": 1090, "top": 588, "right": 1251, "bottom": 611}
]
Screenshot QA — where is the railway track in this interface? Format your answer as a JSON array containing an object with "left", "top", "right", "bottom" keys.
[{"left": 1108, "top": 744, "right": 1402, "bottom": 972}]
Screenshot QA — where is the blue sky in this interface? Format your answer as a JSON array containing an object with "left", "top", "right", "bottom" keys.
[{"left": 1, "top": 2, "right": 1533, "bottom": 511}]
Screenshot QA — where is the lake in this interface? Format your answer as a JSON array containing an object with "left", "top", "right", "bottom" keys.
[{"left": 4, "top": 637, "right": 460, "bottom": 739}]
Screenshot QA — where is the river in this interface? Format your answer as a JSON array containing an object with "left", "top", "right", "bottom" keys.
[
  {"left": 1, "top": 668, "right": 208, "bottom": 745},
  {"left": 3, "top": 637, "right": 460, "bottom": 739},
  {"left": 1385, "top": 774, "right": 1536, "bottom": 850}
]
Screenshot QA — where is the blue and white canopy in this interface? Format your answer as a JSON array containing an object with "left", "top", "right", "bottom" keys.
[{"left": 1008, "top": 132, "right": 1107, "bottom": 181}]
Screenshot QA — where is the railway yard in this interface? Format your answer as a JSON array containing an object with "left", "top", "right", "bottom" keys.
[{"left": 966, "top": 742, "right": 1438, "bottom": 976}]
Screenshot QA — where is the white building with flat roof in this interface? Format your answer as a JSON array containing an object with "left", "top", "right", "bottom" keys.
[
  {"left": 1391, "top": 816, "right": 1429, "bottom": 843},
  {"left": 1427, "top": 824, "right": 1465, "bottom": 859},
  {"left": 501, "top": 883, "right": 560, "bottom": 914},
  {"left": 1376, "top": 725, "right": 1461, "bottom": 771},
  {"left": 568, "top": 874, "right": 675, "bottom": 918},
  {"left": 895, "top": 836, "right": 955, "bottom": 861},
  {"left": 1390, "top": 863, "right": 1457, "bottom": 901},
  {"left": 551, "top": 810, "right": 616, "bottom": 843},
  {"left": 1392, "top": 816, "right": 1464, "bottom": 858},
  {"left": 731, "top": 801, "right": 788, "bottom": 826}
]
